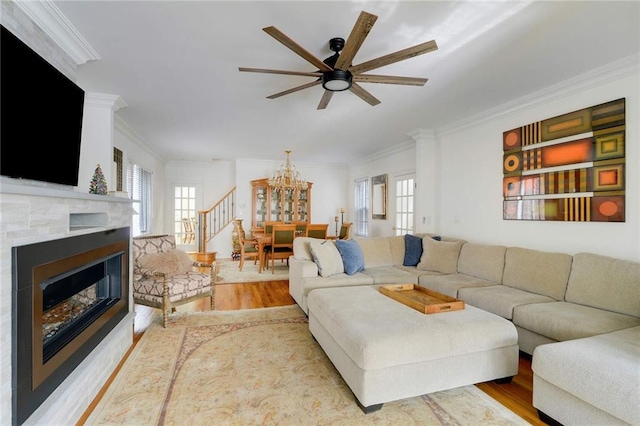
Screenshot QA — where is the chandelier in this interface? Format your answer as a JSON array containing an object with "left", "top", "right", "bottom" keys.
[{"left": 268, "top": 150, "right": 307, "bottom": 191}]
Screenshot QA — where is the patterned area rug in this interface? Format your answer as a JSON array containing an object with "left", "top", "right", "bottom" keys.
[
  {"left": 216, "top": 259, "right": 289, "bottom": 283},
  {"left": 86, "top": 306, "right": 528, "bottom": 425}
]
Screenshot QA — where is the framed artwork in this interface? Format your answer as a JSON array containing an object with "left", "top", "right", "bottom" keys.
[
  {"left": 502, "top": 98, "right": 625, "bottom": 222},
  {"left": 372, "top": 174, "right": 387, "bottom": 220}
]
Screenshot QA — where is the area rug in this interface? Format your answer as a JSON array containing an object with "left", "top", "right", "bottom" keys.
[
  {"left": 216, "top": 258, "right": 289, "bottom": 283},
  {"left": 86, "top": 306, "right": 528, "bottom": 425}
]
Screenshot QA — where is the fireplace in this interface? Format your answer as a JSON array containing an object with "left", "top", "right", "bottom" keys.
[{"left": 12, "top": 227, "right": 130, "bottom": 425}]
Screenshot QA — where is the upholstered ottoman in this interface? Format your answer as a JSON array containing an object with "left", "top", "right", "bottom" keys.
[{"left": 307, "top": 285, "right": 519, "bottom": 412}]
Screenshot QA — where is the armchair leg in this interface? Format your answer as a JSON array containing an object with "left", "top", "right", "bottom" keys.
[
  {"left": 162, "top": 277, "right": 170, "bottom": 328},
  {"left": 162, "top": 308, "right": 168, "bottom": 328}
]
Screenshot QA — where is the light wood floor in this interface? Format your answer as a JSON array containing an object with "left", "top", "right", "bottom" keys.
[{"left": 79, "top": 279, "right": 547, "bottom": 425}]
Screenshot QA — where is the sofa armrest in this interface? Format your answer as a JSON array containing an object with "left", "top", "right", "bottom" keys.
[{"left": 289, "top": 257, "right": 318, "bottom": 308}]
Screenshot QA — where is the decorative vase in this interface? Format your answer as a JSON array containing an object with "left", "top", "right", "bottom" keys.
[{"left": 232, "top": 219, "right": 245, "bottom": 258}]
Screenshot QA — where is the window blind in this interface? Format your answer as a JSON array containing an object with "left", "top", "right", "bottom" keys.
[{"left": 354, "top": 177, "right": 369, "bottom": 237}]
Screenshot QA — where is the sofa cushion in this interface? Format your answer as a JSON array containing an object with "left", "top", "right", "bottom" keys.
[
  {"left": 419, "top": 273, "right": 498, "bottom": 298},
  {"left": 354, "top": 236, "right": 395, "bottom": 267},
  {"left": 309, "top": 239, "right": 344, "bottom": 278},
  {"left": 457, "top": 243, "right": 506, "bottom": 284},
  {"left": 458, "top": 285, "right": 555, "bottom": 320},
  {"left": 513, "top": 301, "right": 640, "bottom": 342},
  {"left": 417, "top": 237, "right": 463, "bottom": 274},
  {"left": 292, "top": 236, "right": 316, "bottom": 261},
  {"left": 137, "top": 249, "right": 193, "bottom": 276},
  {"left": 532, "top": 326, "right": 640, "bottom": 426},
  {"left": 336, "top": 238, "right": 365, "bottom": 275},
  {"left": 387, "top": 235, "right": 407, "bottom": 266},
  {"left": 402, "top": 234, "right": 423, "bottom": 266},
  {"left": 565, "top": 253, "right": 640, "bottom": 317},
  {"left": 502, "top": 247, "right": 572, "bottom": 300},
  {"left": 362, "top": 266, "right": 419, "bottom": 284}
]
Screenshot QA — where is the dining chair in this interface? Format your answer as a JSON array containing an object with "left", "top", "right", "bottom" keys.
[
  {"left": 238, "top": 237, "right": 260, "bottom": 271},
  {"left": 294, "top": 221, "right": 308, "bottom": 237},
  {"left": 266, "top": 223, "right": 296, "bottom": 274},
  {"left": 181, "top": 217, "right": 195, "bottom": 244},
  {"left": 260, "top": 221, "right": 280, "bottom": 262},
  {"left": 327, "top": 222, "right": 353, "bottom": 240},
  {"left": 338, "top": 222, "right": 352, "bottom": 239},
  {"left": 306, "top": 223, "right": 329, "bottom": 239},
  {"left": 307, "top": 223, "right": 329, "bottom": 239}
]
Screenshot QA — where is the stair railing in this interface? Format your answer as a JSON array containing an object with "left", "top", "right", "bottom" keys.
[{"left": 197, "top": 186, "right": 236, "bottom": 254}]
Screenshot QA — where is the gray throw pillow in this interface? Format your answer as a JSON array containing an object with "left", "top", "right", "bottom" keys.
[
  {"left": 309, "top": 239, "right": 344, "bottom": 277},
  {"left": 416, "top": 237, "right": 463, "bottom": 274}
]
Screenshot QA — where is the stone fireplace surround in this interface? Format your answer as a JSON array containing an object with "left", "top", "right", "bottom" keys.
[{"left": 0, "top": 181, "right": 134, "bottom": 425}]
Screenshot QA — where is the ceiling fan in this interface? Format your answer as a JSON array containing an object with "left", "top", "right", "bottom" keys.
[{"left": 239, "top": 11, "right": 438, "bottom": 110}]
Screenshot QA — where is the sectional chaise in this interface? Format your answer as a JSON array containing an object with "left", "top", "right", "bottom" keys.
[{"left": 288, "top": 234, "right": 640, "bottom": 424}]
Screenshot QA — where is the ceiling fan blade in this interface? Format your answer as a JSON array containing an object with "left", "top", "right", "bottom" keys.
[
  {"left": 349, "top": 83, "right": 381, "bottom": 106},
  {"left": 266, "top": 80, "right": 322, "bottom": 99},
  {"left": 353, "top": 74, "right": 428, "bottom": 86},
  {"left": 349, "top": 40, "right": 438, "bottom": 74},
  {"left": 317, "top": 91, "right": 334, "bottom": 110},
  {"left": 263, "top": 26, "right": 333, "bottom": 72},
  {"left": 334, "top": 11, "right": 378, "bottom": 70},
  {"left": 239, "top": 67, "right": 322, "bottom": 78}
]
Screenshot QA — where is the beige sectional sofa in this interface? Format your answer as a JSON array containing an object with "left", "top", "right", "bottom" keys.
[{"left": 289, "top": 234, "right": 640, "bottom": 424}]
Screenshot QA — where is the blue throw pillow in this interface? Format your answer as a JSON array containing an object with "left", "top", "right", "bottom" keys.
[
  {"left": 335, "top": 239, "right": 365, "bottom": 275},
  {"left": 403, "top": 234, "right": 423, "bottom": 266}
]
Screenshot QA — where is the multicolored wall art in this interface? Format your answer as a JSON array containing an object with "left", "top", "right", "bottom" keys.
[{"left": 503, "top": 98, "right": 625, "bottom": 222}]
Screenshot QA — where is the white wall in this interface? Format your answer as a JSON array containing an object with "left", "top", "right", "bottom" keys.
[
  {"left": 114, "top": 118, "right": 166, "bottom": 235},
  {"left": 348, "top": 142, "right": 417, "bottom": 237},
  {"left": 431, "top": 71, "right": 639, "bottom": 261}
]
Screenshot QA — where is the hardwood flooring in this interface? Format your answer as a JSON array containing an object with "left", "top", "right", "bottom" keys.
[{"left": 80, "top": 279, "right": 547, "bottom": 425}]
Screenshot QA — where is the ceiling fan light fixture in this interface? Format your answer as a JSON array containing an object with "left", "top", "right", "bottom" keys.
[{"left": 322, "top": 69, "right": 352, "bottom": 91}]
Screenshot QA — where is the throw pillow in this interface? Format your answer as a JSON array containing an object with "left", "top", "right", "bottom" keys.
[
  {"left": 138, "top": 249, "right": 194, "bottom": 276},
  {"left": 417, "top": 237, "right": 463, "bottom": 274},
  {"left": 336, "top": 238, "right": 365, "bottom": 275},
  {"left": 403, "top": 234, "right": 423, "bottom": 266},
  {"left": 309, "top": 239, "right": 344, "bottom": 278}
]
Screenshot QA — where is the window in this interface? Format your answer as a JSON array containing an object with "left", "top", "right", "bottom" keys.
[
  {"left": 127, "top": 163, "right": 152, "bottom": 236},
  {"left": 395, "top": 175, "right": 415, "bottom": 235},
  {"left": 173, "top": 185, "right": 196, "bottom": 244},
  {"left": 354, "top": 177, "right": 369, "bottom": 237}
]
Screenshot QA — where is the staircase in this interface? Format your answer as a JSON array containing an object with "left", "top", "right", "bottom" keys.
[{"left": 194, "top": 186, "right": 236, "bottom": 262}]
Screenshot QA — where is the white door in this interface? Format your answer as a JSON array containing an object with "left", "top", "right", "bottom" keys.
[
  {"left": 394, "top": 174, "right": 415, "bottom": 235},
  {"left": 172, "top": 184, "right": 198, "bottom": 247}
]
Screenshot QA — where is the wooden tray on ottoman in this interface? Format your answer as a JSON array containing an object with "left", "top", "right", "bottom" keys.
[{"left": 379, "top": 284, "right": 465, "bottom": 314}]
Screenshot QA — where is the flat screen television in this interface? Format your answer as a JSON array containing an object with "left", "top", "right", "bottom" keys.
[{"left": 1, "top": 24, "right": 85, "bottom": 187}]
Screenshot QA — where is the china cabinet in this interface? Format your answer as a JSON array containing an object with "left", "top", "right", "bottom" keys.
[{"left": 251, "top": 178, "right": 312, "bottom": 232}]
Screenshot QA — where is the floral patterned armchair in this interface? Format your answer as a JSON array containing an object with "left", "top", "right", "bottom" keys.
[{"left": 132, "top": 235, "right": 216, "bottom": 327}]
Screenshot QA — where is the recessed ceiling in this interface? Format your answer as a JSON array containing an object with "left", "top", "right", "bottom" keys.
[{"left": 53, "top": 1, "right": 640, "bottom": 164}]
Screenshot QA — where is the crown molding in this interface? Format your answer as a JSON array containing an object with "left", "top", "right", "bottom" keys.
[
  {"left": 437, "top": 53, "right": 640, "bottom": 137},
  {"left": 407, "top": 129, "right": 436, "bottom": 142},
  {"left": 14, "top": 0, "right": 100, "bottom": 65},
  {"left": 354, "top": 139, "right": 416, "bottom": 167},
  {"left": 114, "top": 115, "right": 164, "bottom": 162},
  {"left": 84, "top": 93, "right": 127, "bottom": 111}
]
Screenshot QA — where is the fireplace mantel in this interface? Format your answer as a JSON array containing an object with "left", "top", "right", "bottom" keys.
[{"left": 0, "top": 184, "right": 134, "bottom": 425}]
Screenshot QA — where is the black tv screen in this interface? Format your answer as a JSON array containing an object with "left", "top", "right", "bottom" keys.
[{"left": 1, "top": 25, "right": 85, "bottom": 187}]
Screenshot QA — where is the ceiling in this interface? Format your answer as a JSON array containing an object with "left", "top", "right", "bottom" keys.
[{"left": 53, "top": 1, "right": 640, "bottom": 165}]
